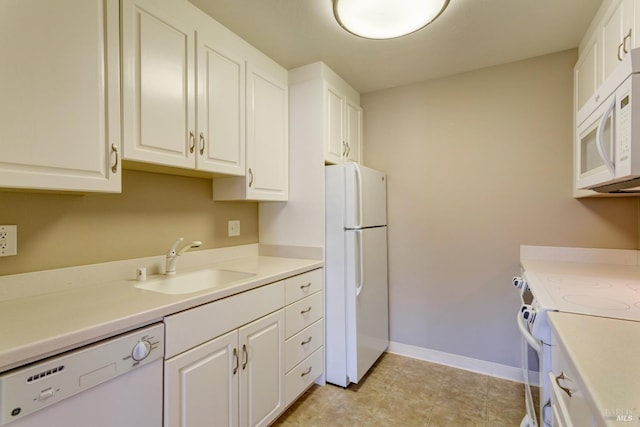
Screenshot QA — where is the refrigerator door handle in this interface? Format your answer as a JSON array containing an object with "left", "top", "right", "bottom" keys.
[
  {"left": 354, "top": 164, "right": 363, "bottom": 228},
  {"left": 355, "top": 230, "right": 364, "bottom": 297}
]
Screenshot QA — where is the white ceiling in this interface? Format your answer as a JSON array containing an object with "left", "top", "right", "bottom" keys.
[{"left": 189, "top": 0, "right": 604, "bottom": 93}]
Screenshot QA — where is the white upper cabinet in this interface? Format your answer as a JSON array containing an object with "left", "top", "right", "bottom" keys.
[
  {"left": 197, "top": 33, "right": 245, "bottom": 176},
  {"left": 326, "top": 85, "right": 346, "bottom": 164},
  {"left": 122, "top": 0, "right": 246, "bottom": 176},
  {"left": 0, "top": 0, "right": 121, "bottom": 193},
  {"left": 213, "top": 60, "right": 289, "bottom": 201},
  {"left": 121, "top": 0, "right": 195, "bottom": 170},
  {"left": 575, "top": 35, "right": 599, "bottom": 112},
  {"left": 289, "top": 62, "right": 363, "bottom": 166},
  {"left": 345, "top": 99, "right": 363, "bottom": 163},
  {"left": 601, "top": 0, "right": 634, "bottom": 81}
]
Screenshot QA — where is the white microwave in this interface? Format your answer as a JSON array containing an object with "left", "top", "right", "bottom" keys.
[{"left": 576, "top": 49, "right": 640, "bottom": 193}]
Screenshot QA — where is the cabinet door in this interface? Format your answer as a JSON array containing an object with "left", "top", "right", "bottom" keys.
[
  {"left": 575, "top": 36, "right": 599, "bottom": 112},
  {"left": 0, "top": 0, "right": 120, "bottom": 192},
  {"left": 121, "top": 0, "right": 196, "bottom": 169},
  {"left": 345, "top": 100, "right": 363, "bottom": 164},
  {"left": 239, "top": 310, "right": 285, "bottom": 427},
  {"left": 246, "top": 64, "right": 289, "bottom": 201},
  {"left": 325, "top": 85, "right": 345, "bottom": 164},
  {"left": 165, "top": 330, "right": 239, "bottom": 427},
  {"left": 197, "top": 30, "right": 245, "bottom": 175},
  {"left": 601, "top": 0, "right": 634, "bottom": 81}
]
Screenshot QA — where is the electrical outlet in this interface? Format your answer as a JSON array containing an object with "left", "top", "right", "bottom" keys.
[
  {"left": 0, "top": 225, "right": 17, "bottom": 256},
  {"left": 228, "top": 220, "right": 240, "bottom": 237}
]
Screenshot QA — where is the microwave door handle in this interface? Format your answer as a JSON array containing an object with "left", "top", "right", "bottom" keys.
[
  {"left": 596, "top": 97, "right": 616, "bottom": 177},
  {"left": 516, "top": 311, "right": 542, "bottom": 353}
]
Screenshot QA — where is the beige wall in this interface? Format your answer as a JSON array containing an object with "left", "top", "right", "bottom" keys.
[
  {"left": 0, "top": 170, "right": 258, "bottom": 275},
  {"left": 362, "top": 49, "right": 639, "bottom": 367}
]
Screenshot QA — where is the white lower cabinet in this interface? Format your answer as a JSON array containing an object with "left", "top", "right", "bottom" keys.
[
  {"left": 163, "top": 268, "right": 324, "bottom": 427},
  {"left": 549, "top": 337, "right": 597, "bottom": 426},
  {"left": 282, "top": 269, "right": 325, "bottom": 406},
  {"left": 165, "top": 309, "right": 284, "bottom": 427}
]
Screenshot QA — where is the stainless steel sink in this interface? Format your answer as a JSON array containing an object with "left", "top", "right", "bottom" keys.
[{"left": 134, "top": 269, "right": 255, "bottom": 295}]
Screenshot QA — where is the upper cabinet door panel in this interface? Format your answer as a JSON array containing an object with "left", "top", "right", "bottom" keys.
[
  {"left": 198, "top": 41, "right": 245, "bottom": 175},
  {"left": 346, "top": 100, "right": 362, "bottom": 164},
  {"left": 121, "top": 0, "right": 195, "bottom": 168},
  {"left": 246, "top": 65, "right": 288, "bottom": 201},
  {"left": 0, "top": 0, "right": 120, "bottom": 192},
  {"left": 326, "top": 86, "right": 345, "bottom": 164}
]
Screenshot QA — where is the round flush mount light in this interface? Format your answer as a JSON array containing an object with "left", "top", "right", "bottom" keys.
[{"left": 333, "top": 0, "right": 450, "bottom": 40}]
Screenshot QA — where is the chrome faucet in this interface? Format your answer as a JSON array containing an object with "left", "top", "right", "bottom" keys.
[{"left": 165, "top": 237, "right": 202, "bottom": 275}]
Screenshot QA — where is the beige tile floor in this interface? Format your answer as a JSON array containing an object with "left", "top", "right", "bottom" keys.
[{"left": 272, "top": 353, "right": 533, "bottom": 427}]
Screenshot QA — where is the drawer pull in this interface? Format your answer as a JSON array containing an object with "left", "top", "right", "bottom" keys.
[
  {"left": 300, "top": 307, "right": 312, "bottom": 315},
  {"left": 301, "top": 366, "right": 312, "bottom": 377},
  {"left": 555, "top": 372, "right": 573, "bottom": 397},
  {"left": 301, "top": 337, "right": 312, "bottom": 346},
  {"left": 300, "top": 283, "right": 312, "bottom": 290}
]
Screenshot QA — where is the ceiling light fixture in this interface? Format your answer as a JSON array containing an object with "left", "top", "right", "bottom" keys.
[{"left": 333, "top": 0, "right": 450, "bottom": 40}]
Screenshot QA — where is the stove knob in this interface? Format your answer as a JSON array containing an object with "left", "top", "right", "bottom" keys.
[
  {"left": 131, "top": 340, "right": 152, "bottom": 361},
  {"left": 512, "top": 276, "right": 525, "bottom": 289},
  {"left": 522, "top": 308, "right": 536, "bottom": 324}
]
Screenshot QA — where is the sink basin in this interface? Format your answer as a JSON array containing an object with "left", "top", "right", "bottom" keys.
[{"left": 134, "top": 269, "right": 255, "bottom": 295}]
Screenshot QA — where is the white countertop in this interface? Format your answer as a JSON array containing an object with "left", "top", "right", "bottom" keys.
[
  {"left": 548, "top": 312, "right": 640, "bottom": 425},
  {"left": 0, "top": 245, "right": 322, "bottom": 372}
]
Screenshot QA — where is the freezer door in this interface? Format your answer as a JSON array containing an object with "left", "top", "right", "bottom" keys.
[
  {"left": 345, "top": 226, "right": 389, "bottom": 383},
  {"left": 344, "top": 164, "right": 387, "bottom": 229}
]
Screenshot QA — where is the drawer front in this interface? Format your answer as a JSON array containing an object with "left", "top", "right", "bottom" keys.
[
  {"left": 284, "top": 268, "right": 323, "bottom": 305},
  {"left": 285, "top": 347, "right": 323, "bottom": 406},
  {"left": 551, "top": 342, "right": 596, "bottom": 426},
  {"left": 285, "top": 292, "right": 323, "bottom": 339},
  {"left": 285, "top": 319, "right": 323, "bottom": 372},
  {"left": 164, "top": 281, "right": 285, "bottom": 358}
]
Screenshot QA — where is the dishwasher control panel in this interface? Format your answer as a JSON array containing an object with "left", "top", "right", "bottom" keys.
[{"left": 0, "top": 323, "right": 164, "bottom": 425}]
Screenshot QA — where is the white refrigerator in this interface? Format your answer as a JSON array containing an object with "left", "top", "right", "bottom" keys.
[{"left": 325, "top": 163, "right": 389, "bottom": 387}]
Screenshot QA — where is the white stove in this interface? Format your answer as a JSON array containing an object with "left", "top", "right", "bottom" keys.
[
  {"left": 515, "top": 270, "right": 640, "bottom": 427},
  {"left": 524, "top": 271, "right": 640, "bottom": 323}
]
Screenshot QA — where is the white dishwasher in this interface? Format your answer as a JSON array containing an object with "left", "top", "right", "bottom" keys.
[{"left": 0, "top": 323, "right": 164, "bottom": 427}]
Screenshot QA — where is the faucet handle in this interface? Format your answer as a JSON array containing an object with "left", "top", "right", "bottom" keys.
[{"left": 168, "top": 237, "right": 184, "bottom": 256}]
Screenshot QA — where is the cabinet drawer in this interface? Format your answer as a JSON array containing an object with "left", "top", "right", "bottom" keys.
[
  {"left": 285, "top": 347, "right": 323, "bottom": 406},
  {"left": 285, "top": 319, "right": 323, "bottom": 373},
  {"left": 285, "top": 292, "right": 323, "bottom": 339},
  {"left": 284, "top": 268, "right": 323, "bottom": 305},
  {"left": 164, "top": 281, "right": 285, "bottom": 358}
]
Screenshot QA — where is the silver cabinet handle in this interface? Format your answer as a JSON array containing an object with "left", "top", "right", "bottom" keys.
[
  {"left": 555, "top": 372, "right": 573, "bottom": 397},
  {"left": 300, "top": 283, "right": 312, "bottom": 290},
  {"left": 300, "top": 366, "right": 312, "bottom": 377},
  {"left": 111, "top": 144, "right": 119, "bottom": 173},
  {"left": 342, "top": 141, "right": 348, "bottom": 157},
  {"left": 618, "top": 41, "right": 625, "bottom": 61},
  {"left": 189, "top": 131, "right": 195, "bottom": 153},
  {"left": 300, "top": 337, "right": 312, "bottom": 346},
  {"left": 199, "top": 132, "right": 205, "bottom": 155},
  {"left": 232, "top": 348, "right": 239, "bottom": 375},
  {"left": 623, "top": 29, "right": 632, "bottom": 54},
  {"left": 242, "top": 344, "right": 248, "bottom": 370},
  {"left": 300, "top": 307, "right": 312, "bottom": 315},
  {"left": 248, "top": 168, "right": 254, "bottom": 187},
  {"left": 346, "top": 142, "right": 351, "bottom": 158}
]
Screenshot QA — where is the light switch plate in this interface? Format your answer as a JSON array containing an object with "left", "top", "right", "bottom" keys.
[
  {"left": 228, "top": 220, "right": 240, "bottom": 237},
  {"left": 0, "top": 225, "right": 17, "bottom": 256}
]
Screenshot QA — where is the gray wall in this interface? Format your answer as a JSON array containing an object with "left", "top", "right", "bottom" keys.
[{"left": 361, "top": 49, "right": 639, "bottom": 367}]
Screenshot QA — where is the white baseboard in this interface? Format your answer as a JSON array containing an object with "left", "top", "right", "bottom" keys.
[{"left": 387, "top": 341, "right": 540, "bottom": 386}]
